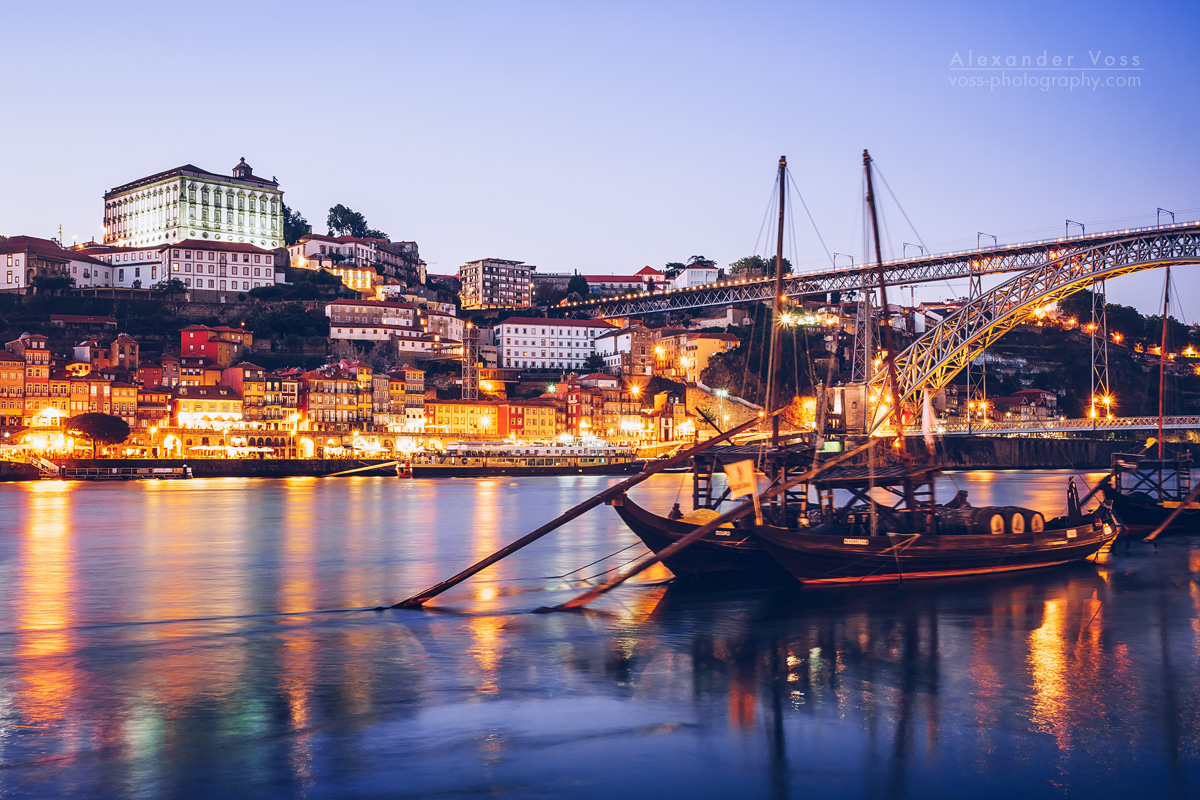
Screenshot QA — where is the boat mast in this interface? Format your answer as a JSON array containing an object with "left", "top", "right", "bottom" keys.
[
  {"left": 769, "top": 155, "right": 787, "bottom": 448},
  {"left": 1158, "top": 266, "right": 1171, "bottom": 459},
  {"left": 863, "top": 150, "right": 907, "bottom": 454}
]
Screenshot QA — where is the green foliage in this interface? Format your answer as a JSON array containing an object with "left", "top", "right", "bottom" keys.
[
  {"left": 566, "top": 274, "right": 590, "bottom": 297},
  {"left": 66, "top": 412, "right": 131, "bottom": 456},
  {"left": 583, "top": 353, "right": 606, "bottom": 371},
  {"left": 663, "top": 262, "right": 686, "bottom": 278},
  {"left": 728, "top": 255, "right": 792, "bottom": 276},
  {"left": 249, "top": 285, "right": 287, "bottom": 299},
  {"left": 282, "top": 202, "right": 310, "bottom": 246},
  {"left": 248, "top": 303, "right": 330, "bottom": 338},
  {"left": 151, "top": 278, "right": 188, "bottom": 295},
  {"left": 699, "top": 309, "right": 829, "bottom": 407},
  {"left": 687, "top": 255, "right": 716, "bottom": 268},
  {"left": 29, "top": 274, "right": 75, "bottom": 293},
  {"left": 533, "top": 282, "right": 566, "bottom": 306},
  {"left": 1060, "top": 287, "right": 1196, "bottom": 348},
  {"left": 327, "top": 204, "right": 388, "bottom": 239}
]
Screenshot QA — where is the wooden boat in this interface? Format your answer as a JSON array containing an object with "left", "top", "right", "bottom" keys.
[
  {"left": 1103, "top": 452, "right": 1200, "bottom": 535},
  {"left": 402, "top": 441, "right": 643, "bottom": 477},
  {"left": 749, "top": 464, "right": 1118, "bottom": 584},
  {"left": 609, "top": 492, "right": 795, "bottom": 583},
  {"left": 607, "top": 439, "right": 817, "bottom": 582}
]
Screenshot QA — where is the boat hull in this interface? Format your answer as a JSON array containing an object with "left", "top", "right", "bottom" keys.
[
  {"left": 610, "top": 495, "right": 795, "bottom": 583},
  {"left": 1107, "top": 491, "right": 1200, "bottom": 536},
  {"left": 751, "top": 521, "right": 1116, "bottom": 585}
]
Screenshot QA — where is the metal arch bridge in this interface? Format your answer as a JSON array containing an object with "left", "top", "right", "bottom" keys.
[
  {"left": 912, "top": 415, "right": 1200, "bottom": 437},
  {"left": 865, "top": 224, "right": 1200, "bottom": 432},
  {"left": 556, "top": 221, "right": 1200, "bottom": 320}
]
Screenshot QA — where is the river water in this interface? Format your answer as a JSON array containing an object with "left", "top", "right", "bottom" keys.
[{"left": 0, "top": 471, "right": 1198, "bottom": 799}]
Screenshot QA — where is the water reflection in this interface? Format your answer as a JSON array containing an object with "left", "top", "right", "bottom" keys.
[
  {"left": 14, "top": 482, "right": 78, "bottom": 730},
  {"left": 0, "top": 474, "right": 1197, "bottom": 798}
]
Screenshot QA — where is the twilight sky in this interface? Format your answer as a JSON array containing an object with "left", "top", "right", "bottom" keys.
[{"left": 2, "top": 0, "right": 1197, "bottom": 314}]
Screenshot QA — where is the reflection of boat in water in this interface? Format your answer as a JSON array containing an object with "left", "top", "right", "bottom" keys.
[
  {"left": 1103, "top": 452, "right": 1200, "bottom": 536},
  {"left": 400, "top": 442, "right": 643, "bottom": 477}
]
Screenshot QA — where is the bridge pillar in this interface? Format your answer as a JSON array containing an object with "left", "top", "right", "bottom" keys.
[
  {"left": 965, "top": 263, "right": 987, "bottom": 429},
  {"left": 850, "top": 279, "right": 875, "bottom": 384},
  {"left": 1089, "top": 279, "right": 1111, "bottom": 423}
]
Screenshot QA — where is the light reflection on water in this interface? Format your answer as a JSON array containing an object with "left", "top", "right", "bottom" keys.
[{"left": 0, "top": 471, "right": 1196, "bottom": 798}]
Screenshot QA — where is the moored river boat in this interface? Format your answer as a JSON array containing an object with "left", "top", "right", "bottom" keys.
[{"left": 401, "top": 442, "right": 643, "bottom": 477}]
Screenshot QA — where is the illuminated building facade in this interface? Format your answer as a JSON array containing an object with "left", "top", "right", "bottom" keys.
[
  {"left": 289, "top": 234, "right": 422, "bottom": 287},
  {"left": 458, "top": 258, "right": 534, "bottom": 309},
  {"left": 81, "top": 240, "right": 278, "bottom": 293},
  {"left": 0, "top": 351, "right": 24, "bottom": 426},
  {"left": 173, "top": 385, "right": 244, "bottom": 428},
  {"left": 103, "top": 159, "right": 283, "bottom": 249},
  {"left": 496, "top": 317, "right": 615, "bottom": 370}
]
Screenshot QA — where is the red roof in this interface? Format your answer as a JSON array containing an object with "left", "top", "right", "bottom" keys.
[
  {"left": 634, "top": 266, "right": 663, "bottom": 276},
  {"left": 162, "top": 239, "right": 275, "bottom": 255},
  {"left": 326, "top": 299, "right": 417, "bottom": 309},
  {"left": 173, "top": 384, "right": 242, "bottom": 400},
  {"left": 500, "top": 317, "right": 615, "bottom": 329},
  {"left": 688, "top": 332, "right": 739, "bottom": 342},
  {"left": 51, "top": 314, "right": 119, "bottom": 325},
  {"left": 299, "top": 234, "right": 392, "bottom": 245},
  {"left": 1, "top": 236, "right": 110, "bottom": 266},
  {"left": 583, "top": 275, "right": 642, "bottom": 282}
]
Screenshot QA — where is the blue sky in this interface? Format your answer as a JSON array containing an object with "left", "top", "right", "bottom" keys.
[{"left": 2, "top": 0, "right": 1197, "bottom": 314}]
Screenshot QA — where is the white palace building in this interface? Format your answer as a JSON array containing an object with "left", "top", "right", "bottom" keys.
[{"left": 103, "top": 158, "right": 284, "bottom": 250}]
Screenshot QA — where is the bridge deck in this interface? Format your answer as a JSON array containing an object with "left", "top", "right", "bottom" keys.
[{"left": 557, "top": 220, "right": 1200, "bottom": 319}]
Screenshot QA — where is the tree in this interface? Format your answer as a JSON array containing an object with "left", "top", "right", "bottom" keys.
[
  {"left": 151, "top": 278, "right": 188, "bottom": 296},
  {"left": 534, "top": 282, "right": 566, "bottom": 306},
  {"left": 66, "top": 413, "right": 130, "bottom": 458},
  {"left": 327, "top": 204, "right": 388, "bottom": 239},
  {"left": 728, "top": 255, "right": 791, "bottom": 276},
  {"left": 687, "top": 255, "right": 716, "bottom": 268},
  {"left": 567, "top": 273, "right": 590, "bottom": 297},
  {"left": 29, "top": 274, "right": 75, "bottom": 294},
  {"left": 583, "top": 353, "right": 606, "bottom": 372},
  {"left": 282, "top": 202, "right": 311, "bottom": 246},
  {"left": 664, "top": 262, "right": 686, "bottom": 278}
]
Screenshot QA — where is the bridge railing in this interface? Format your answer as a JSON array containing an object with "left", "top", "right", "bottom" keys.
[{"left": 900, "top": 415, "right": 1200, "bottom": 435}]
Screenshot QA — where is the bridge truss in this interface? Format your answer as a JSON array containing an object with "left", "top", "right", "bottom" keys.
[
  {"left": 558, "top": 222, "right": 1200, "bottom": 319},
  {"left": 865, "top": 226, "right": 1200, "bottom": 433},
  {"left": 928, "top": 415, "right": 1200, "bottom": 436}
]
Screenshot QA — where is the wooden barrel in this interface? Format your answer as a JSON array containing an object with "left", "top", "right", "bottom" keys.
[
  {"left": 935, "top": 506, "right": 1007, "bottom": 535},
  {"left": 1001, "top": 506, "right": 1045, "bottom": 535}
]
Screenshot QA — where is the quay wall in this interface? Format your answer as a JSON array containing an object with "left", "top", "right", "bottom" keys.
[{"left": 1, "top": 438, "right": 1194, "bottom": 482}]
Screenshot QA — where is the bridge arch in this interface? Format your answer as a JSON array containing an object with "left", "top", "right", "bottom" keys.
[{"left": 866, "top": 227, "right": 1200, "bottom": 432}]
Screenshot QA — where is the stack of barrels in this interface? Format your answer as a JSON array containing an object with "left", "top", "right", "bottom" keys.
[{"left": 935, "top": 505, "right": 1045, "bottom": 535}]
